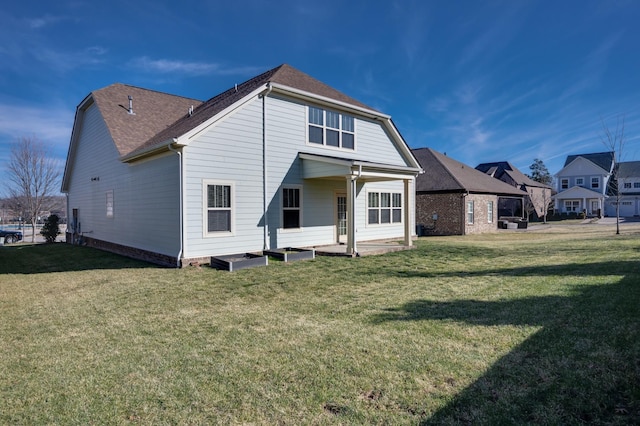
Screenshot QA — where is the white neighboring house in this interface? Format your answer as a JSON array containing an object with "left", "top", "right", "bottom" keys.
[
  {"left": 61, "top": 64, "right": 423, "bottom": 267},
  {"left": 605, "top": 161, "right": 640, "bottom": 217},
  {"left": 553, "top": 152, "right": 614, "bottom": 217}
]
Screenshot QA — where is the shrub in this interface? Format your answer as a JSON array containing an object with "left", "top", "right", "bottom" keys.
[{"left": 40, "top": 214, "right": 61, "bottom": 243}]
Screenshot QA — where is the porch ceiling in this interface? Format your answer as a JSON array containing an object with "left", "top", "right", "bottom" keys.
[{"left": 299, "top": 152, "right": 422, "bottom": 182}]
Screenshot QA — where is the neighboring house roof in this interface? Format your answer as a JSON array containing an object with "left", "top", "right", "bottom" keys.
[
  {"left": 476, "top": 161, "right": 551, "bottom": 189},
  {"left": 617, "top": 160, "right": 640, "bottom": 177},
  {"left": 413, "top": 148, "right": 526, "bottom": 196},
  {"left": 562, "top": 151, "right": 614, "bottom": 173},
  {"left": 553, "top": 185, "right": 606, "bottom": 200}
]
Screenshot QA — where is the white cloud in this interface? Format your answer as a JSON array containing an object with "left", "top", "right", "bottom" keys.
[{"left": 131, "top": 57, "right": 262, "bottom": 77}]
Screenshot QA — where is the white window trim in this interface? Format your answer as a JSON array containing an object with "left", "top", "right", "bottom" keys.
[
  {"left": 306, "top": 106, "right": 357, "bottom": 152},
  {"left": 564, "top": 200, "right": 580, "bottom": 212},
  {"left": 279, "top": 185, "right": 303, "bottom": 233},
  {"left": 203, "top": 180, "right": 235, "bottom": 238},
  {"left": 487, "top": 201, "right": 493, "bottom": 223},
  {"left": 106, "top": 190, "right": 114, "bottom": 218},
  {"left": 366, "top": 190, "right": 403, "bottom": 227},
  {"left": 467, "top": 200, "right": 474, "bottom": 224},
  {"left": 575, "top": 177, "right": 585, "bottom": 186},
  {"left": 591, "top": 176, "right": 600, "bottom": 189},
  {"left": 560, "top": 178, "right": 569, "bottom": 190}
]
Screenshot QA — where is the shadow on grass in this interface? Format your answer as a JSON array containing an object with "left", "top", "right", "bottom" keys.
[
  {"left": 0, "top": 243, "right": 155, "bottom": 274},
  {"left": 372, "top": 262, "right": 640, "bottom": 424}
]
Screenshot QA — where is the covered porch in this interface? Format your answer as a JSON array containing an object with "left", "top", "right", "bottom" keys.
[
  {"left": 299, "top": 152, "right": 422, "bottom": 256},
  {"left": 553, "top": 186, "right": 606, "bottom": 216}
]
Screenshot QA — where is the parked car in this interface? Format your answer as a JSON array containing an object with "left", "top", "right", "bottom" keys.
[{"left": 0, "top": 230, "right": 23, "bottom": 244}]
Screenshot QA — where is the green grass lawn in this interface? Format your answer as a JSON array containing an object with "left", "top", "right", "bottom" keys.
[{"left": 1, "top": 223, "right": 639, "bottom": 424}]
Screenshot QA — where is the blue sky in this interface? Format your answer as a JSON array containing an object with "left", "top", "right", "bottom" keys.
[{"left": 1, "top": 0, "right": 639, "bottom": 195}]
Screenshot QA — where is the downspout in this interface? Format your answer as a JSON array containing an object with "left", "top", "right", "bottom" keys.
[
  {"left": 168, "top": 141, "right": 184, "bottom": 268},
  {"left": 261, "top": 83, "right": 273, "bottom": 250}
]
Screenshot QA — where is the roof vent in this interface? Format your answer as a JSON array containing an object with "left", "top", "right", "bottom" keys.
[
  {"left": 235, "top": 84, "right": 238, "bottom": 92},
  {"left": 188, "top": 105, "right": 194, "bottom": 116},
  {"left": 127, "top": 95, "right": 135, "bottom": 115}
]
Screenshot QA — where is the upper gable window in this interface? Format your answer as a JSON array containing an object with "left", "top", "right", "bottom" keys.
[
  {"left": 308, "top": 106, "right": 355, "bottom": 150},
  {"left": 576, "top": 177, "right": 584, "bottom": 186}
]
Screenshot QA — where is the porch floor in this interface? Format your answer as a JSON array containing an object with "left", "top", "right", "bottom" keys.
[{"left": 311, "top": 240, "right": 415, "bottom": 257}]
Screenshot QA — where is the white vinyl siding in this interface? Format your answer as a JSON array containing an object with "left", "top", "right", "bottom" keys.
[{"left": 65, "top": 103, "right": 181, "bottom": 257}]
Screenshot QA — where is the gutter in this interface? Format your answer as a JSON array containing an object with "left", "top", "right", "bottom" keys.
[
  {"left": 168, "top": 140, "right": 184, "bottom": 268},
  {"left": 261, "top": 83, "right": 273, "bottom": 250}
]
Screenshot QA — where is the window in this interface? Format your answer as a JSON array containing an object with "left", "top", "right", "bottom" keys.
[
  {"left": 591, "top": 177, "right": 600, "bottom": 189},
  {"left": 576, "top": 177, "right": 584, "bottom": 186},
  {"left": 624, "top": 182, "right": 632, "bottom": 189},
  {"left": 282, "top": 187, "right": 301, "bottom": 229},
  {"left": 368, "top": 191, "right": 402, "bottom": 225},
  {"left": 565, "top": 200, "right": 580, "bottom": 212},
  {"left": 308, "top": 106, "right": 355, "bottom": 150},
  {"left": 561, "top": 178, "right": 569, "bottom": 190},
  {"left": 487, "top": 201, "right": 494, "bottom": 223},
  {"left": 205, "top": 182, "right": 232, "bottom": 233},
  {"left": 635, "top": 182, "right": 640, "bottom": 189},
  {"left": 467, "top": 201, "right": 474, "bottom": 224},
  {"left": 106, "top": 190, "right": 114, "bottom": 218}
]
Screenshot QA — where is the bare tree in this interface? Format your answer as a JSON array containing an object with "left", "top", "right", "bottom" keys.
[
  {"left": 6, "top": 137, "right": 61, "bottom": 242},
  {"left": 600, "top": 116, "right": 626, "bottom": 235}
]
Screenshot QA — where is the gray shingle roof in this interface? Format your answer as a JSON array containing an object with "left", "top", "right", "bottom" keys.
[
  {"left": 413, "top": 148, "right": 527, "bottom": 196},
  {"left": 476, "top": 161, "right": 551, "bottom": 189},
  {"left": 617, "top": 160, "right": 640, "bottom": 177},
  {"left": 91, "top": 83, "right": 202, "bottom": 157},
  {"left": 91, "top": 64, "right": 376, "bottom": 159},
  {"left": 564, "top": 151, "right": 614, "bottom": 172}
]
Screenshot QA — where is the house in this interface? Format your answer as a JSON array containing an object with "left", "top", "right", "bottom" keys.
[
  {"left": 412, "top": 148, "right": 527, "bottom": 235},
  {"left": 553, "top": 151, "right": 614, "bottom": 217},
  {"left": 61, "top": 64, "right": 423, "bottom": 267},
  {"left": 475, "top": 161, "right": 553, "bottom": 220},
  {"left": 605, "top": 160, "right": 640, "bottom": 217}
]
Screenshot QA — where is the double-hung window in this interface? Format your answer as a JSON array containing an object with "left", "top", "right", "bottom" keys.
[
  {"left": 561, "top": 179, "right": 569, "bottom": 190},
  {"left": 467, "top": 201, "right": 474, "bottom": 224},
  {"left": 591, "top": 177, "right": 600, "bottom": 189},
  {"left": 205, "top": 182, "right": 232, "bottom": 234},
  {"left": 487, "top": 201, "right": 494, "bottom": 223},
  {"left": 308, "top": 106, "right": 355, "bottom": 150},
  {"left": 367, "top": 191, "right": 402, "bottom": 225},
  {"left": 106, "top": 190, "right": 114, "bottom": 218},
  {"left": 282, "top": 187, "right": 301, "bottom": 229}
]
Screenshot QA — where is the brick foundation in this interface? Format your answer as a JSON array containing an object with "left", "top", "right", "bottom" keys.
[{"left": 66, "top": 233, "right": 179, "bottom": 267}]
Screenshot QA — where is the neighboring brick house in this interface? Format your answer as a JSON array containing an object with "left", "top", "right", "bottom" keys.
[
  {"left": 412, "top": 148, "right": 527, "bottom": 236},
  {"left": 476, "top": 161, "right": 553, "bottom": 220}
]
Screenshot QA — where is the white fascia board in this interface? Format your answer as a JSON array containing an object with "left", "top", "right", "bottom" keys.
[
  {"left": 177, "top": 85, "right": 269, "bottom": 144},
  {"left": 268, "top": 83, "right": 387, "bottom": 119},
  {"left": 121, "top": 85, "right": 269, "bottom": 163},
  {"left": 61, "top": 95, "right": 95, "bottom": 192},
  {"left": 270, "top": 84, "right": 422, "bottom": 172}
]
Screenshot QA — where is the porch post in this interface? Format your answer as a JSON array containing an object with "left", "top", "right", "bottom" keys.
[
  {"left": 404, "top": 179, "right": 412, "bottom": 247},
  {"left": 346, "top": 176, "right": 357, "bottom": 255}
]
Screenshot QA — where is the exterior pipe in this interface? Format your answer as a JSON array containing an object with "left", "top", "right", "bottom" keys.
[
  {"left": 261, "top": 83, "right": 273, "bottom": 250},
  {"left": 168, "top": 142, "right": 184, "bottom": 268}
]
